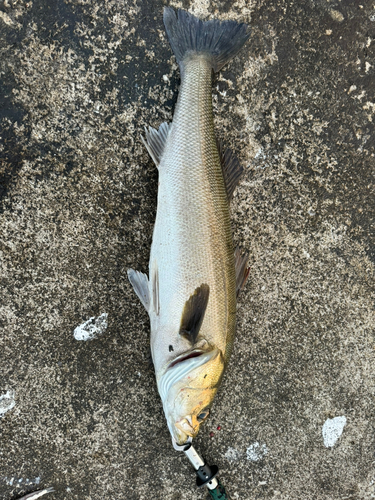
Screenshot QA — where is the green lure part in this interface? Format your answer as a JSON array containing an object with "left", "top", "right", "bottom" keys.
[{"left": 207, "top": 480, "right": 230, "bottom": 500}]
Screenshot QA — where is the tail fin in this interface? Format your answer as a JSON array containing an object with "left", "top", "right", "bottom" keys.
[{"left": 163, "top": 7, "right": 250, "bottom": 73}]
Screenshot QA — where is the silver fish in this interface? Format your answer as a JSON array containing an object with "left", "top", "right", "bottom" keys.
[{"left": 128, "top": 7, "right": 250, "bottom": 445}]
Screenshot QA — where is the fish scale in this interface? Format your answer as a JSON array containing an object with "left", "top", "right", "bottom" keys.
[{"left": 151, "top": 55, "right": 236, "bottom": 376}]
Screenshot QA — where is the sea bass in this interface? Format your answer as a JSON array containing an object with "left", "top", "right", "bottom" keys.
[{"left": 128, "top": 7, "right": 250, "bottom": 445}]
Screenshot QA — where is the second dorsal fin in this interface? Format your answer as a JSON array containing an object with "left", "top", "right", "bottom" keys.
[
  {"left": 218, "top": 141, "right": 244, "bottom": 201},
  {"left": 179, "top": 284, "right": 210, "bottom": 344}
]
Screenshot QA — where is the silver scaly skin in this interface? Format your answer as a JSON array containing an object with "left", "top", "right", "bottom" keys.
[
  {"left": 128, "top": 8, "right": 250, "bottom": 445},
  {"left": 150, "top": 55, "right": 236, "bottom": 443}
]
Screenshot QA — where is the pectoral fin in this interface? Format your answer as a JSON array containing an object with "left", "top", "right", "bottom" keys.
[
  {"left": 180, "top": 284, "right": 210, "bottom": 344},
  {"left": 235, "top": 247, "right": 250, "bottom": 298},
  {"left": 141, "top": 122, "right": 171, "bottom": 167},
  {"left": 218, "top": 141, "right": 244, "bottom": 201},
  {"left": 127, "top": 269, "right": 150, "bottom": 312}
]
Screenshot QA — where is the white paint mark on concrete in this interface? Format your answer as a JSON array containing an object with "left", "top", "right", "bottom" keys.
[
  {"left": 322, "top": 416, "right": 347, "bottom": 447},
  {"left": 0, "top": 390, "right": 15, "bottom": 418},
  {"left": 225, "top": 447, "right": 242, "bottom": 462},
  {"left": 73, "top": 313, "right": 108, "bottom": 341},
  {"left": 246, "top": 442, "right": 269, "bottom": 461}
]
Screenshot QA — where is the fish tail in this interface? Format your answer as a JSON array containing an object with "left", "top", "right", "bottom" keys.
[{"left": 163, "top": 7, "right": 250, "bottom": 73}]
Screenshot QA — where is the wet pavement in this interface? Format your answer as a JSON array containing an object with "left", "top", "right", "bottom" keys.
[{"left": 1, "top": 0, "right": 374, "bottom": 499}]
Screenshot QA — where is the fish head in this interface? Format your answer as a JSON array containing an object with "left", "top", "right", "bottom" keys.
[{"left": 158, "top": 346, "right": 225, "bottom": 445}]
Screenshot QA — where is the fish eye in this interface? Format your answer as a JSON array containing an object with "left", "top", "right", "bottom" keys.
[{"left": 197, "top": 408, "right": 210, "bottom": 423}]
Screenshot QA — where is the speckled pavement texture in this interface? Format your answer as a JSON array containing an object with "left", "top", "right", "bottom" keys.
[{"left": 0, "top": 0, "right": 374, "bottom": 499}]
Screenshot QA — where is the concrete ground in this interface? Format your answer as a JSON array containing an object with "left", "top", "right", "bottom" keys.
[{"left": 1, "top": 0, "right": 374, "bottom": 499}]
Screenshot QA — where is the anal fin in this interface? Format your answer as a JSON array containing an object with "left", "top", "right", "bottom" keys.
[
  {"left": 141, "top": 122, "right": 171, "bottom": 167},
  {"left": 235, "top": 247, "right": 250, "bottom": 298},
  {"left": 218, "top": 141, "right": 244, "bottom": 201},
  {"left": 127, "top": 269, "right": 150, "bottom": 312},
  {"left": 180, "top": 284, "right": 210, "bottom": 345}
]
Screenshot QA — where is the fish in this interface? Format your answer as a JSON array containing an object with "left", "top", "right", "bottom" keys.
[
  {"left": 17, "top": 487, "right": 55, "bottom": 500},
  {"left": 128, "top": 7, "right": 250, "bottom": 446}
]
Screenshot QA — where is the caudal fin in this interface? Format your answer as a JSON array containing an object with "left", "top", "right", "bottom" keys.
[{"left": 163, "top": 7, "right": 250, "bottom": 73}]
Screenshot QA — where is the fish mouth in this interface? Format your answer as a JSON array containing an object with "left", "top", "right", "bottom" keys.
[{"left": 168, "top": 349, "right": 205, "bottom": 369}]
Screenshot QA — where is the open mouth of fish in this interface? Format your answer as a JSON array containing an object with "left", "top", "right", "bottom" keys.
[{"left": 168, "top": 349, "right": 205, "bottom": 369}]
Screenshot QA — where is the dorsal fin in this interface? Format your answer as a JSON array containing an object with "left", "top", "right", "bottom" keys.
[
  {"left": 179, "top": 284, "right": 210, "bottom": 344},
  {"left": 141, "top": 122, "right": 171, "bottom": 167},
  {"left": 127, "top": 269, "right": 150, "bottom": 312},
  {"left": 218, "top": 141, "right": 244, "bottom": 201},
  {"left": 235, "top": 247, "right": 250, "bottom": 298}
]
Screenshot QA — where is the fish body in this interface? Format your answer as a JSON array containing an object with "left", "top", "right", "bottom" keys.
[
  {"left": 150, "top": 53, "right": 236, "bottom": 376},
  {"left": 128, "top": 8, "right": 249, "bottom": 445}
]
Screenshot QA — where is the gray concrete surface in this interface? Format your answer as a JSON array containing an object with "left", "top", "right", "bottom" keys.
[{"left": 0, "top": 0, "right": 374, "bottom": 499}]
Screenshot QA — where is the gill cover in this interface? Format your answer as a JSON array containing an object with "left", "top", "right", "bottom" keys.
[{"left": 158, "top": 347, "right": 225, "bottom": 444}]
